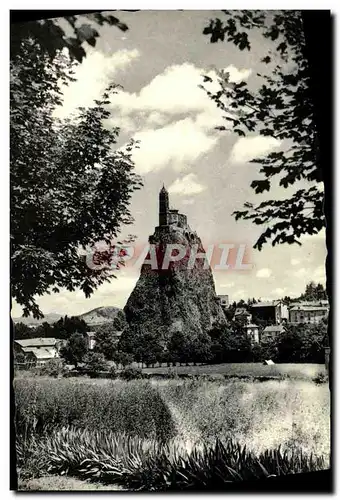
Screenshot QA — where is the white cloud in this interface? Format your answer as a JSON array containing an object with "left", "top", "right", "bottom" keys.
[
  {"left": 223, "top": 64, "right": 252, "bottom": 83},
  {"left": 54, "top": 48, "right": 140, "bottom": 119},
  {"left": 110, "top": 62, "right": 252, "bottom": 119},
  {"left": 182, "top": 199, "right": 195, "bottom": 205},
  {"left": 169, "top": 174, "right": 206, "bottom": 196},
  {"left": 131, "top": 118, "right": 218, "bottom": 174},
  {"left": 291, "top": 258, "right": 300, "bottom": 266},
  {"left": 230, "top": 136, "right": 281, "bottom": 164},
  {"left": 110, "top": 63, "right": 218, "bottom": 115},
  {"left": 256, "top": 268, "right": 272, "bottom": 278}
]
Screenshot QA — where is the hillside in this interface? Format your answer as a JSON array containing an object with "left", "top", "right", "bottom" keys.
[
  {"left": 77, "top": 307, "right": 122, "bottom": 326},
  {"left": 12, "top": 312, "right": 63, "bottom": 327},
  {"left": 12, "top": 306, "right": 122, "bottom": 327}
]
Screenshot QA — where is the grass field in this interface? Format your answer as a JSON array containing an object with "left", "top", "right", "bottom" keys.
[
  {"left": 142, "top": 362, "right": 326, "bottom": 379},
  {"left": 14, "top": 361, "right": 330, "bottom": 490}
]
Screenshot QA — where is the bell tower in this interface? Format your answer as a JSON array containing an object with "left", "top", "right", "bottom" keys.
[{"left": 159, "top": 185, "right": 169, "bottom": 226}]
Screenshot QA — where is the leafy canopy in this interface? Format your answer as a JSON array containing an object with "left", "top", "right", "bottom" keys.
[
  {"left": 202, "top": 10, "right": 324, "bottom": 250},
  {"left": 11, "top": 19, "right": 142, "bottom": 318}
]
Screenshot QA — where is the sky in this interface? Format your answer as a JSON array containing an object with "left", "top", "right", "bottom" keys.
[{"left": 12, "top": 10, "right": 327, "bottom": 317}]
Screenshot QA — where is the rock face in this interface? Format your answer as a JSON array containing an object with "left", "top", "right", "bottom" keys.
[{"left": 124, "top": 187, "right": 226, "bottom": 342}]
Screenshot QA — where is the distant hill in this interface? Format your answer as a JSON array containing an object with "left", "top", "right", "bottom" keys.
[
  {"left": 12, "top": 306, "right": 122, "bottom": 327},
  {"left": 77, "top": 307, "right": 122, "bottom": 326},
  {"left": 12, "top": 312, "right": 63, "bottom": 326}
]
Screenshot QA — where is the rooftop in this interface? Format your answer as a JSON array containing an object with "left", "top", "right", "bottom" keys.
[
  {"left": 15, "top": 338, "right": 59, "bottom": 348},
  {"left": 23, "top": 347, "right": 56, "bottom": 359},
  {"left": 264, "top": 325, "right": 285, "bottom": 333},
  {"left": 251, "top": 301, "right": 280, "bottom": 308},
  {"left": 290, "top": 305, "right": 329, "bottom": 312}
]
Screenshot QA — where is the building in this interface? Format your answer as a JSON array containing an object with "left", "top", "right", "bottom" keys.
[
  {"left": 159, "top": 185, "right": 189, "bottom": 229},
  {"left": 261, "top": 325, "right": 286, "bottom": 343},
  {"left": 217, "top": 295, "right": 229, "bottom": 310},
  {"left": 86, "top": 332, "right": 97, "bottom": 350},
  {"left": 245, "top": 323, "right": 260, "bottom": 344},
  {"left": 251, "top": 300, "right": 289, "bottom": 324},
  {"left": 233, "top": 307, "right": 252, "bottom": 323},
  {"left": 14, "top": 337, "right": 65, "bottom": 366},
  {"left": 156, "top": 185, "right": 197, "bottom": 242},
  {"left": 289, "top": 303, "right": 329, "bottom": 324},
  {"left": 87, "top": 330, "right": 123, "bottom": 350}
]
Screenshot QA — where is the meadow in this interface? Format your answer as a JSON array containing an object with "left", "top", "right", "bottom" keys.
[
  {"left": 14, "top": 374, "right": 330, "bottom": 490},
  {"left": 142, "top": 362, "right": 326, "bottom": 379}
]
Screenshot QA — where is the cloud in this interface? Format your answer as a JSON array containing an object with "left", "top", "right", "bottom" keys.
[
  {"left": 291, "top": 258, "right": 300, "bottom": 266},
  {"left": 223, "top": 64, "right": 252, "bottom": 83},
  {"left": 54, "top": 48, "right": 140, "bottom": 119},
  {"left": 168, "top": 174, "right": 206, "bottom": 196},
  {"left": 110, "top": 63, "right": 218, "bottom": 115},
  {"left": 256, "top": 268, "right": 272, "bottom": 278},
  {"left": 230, "top": 136, "right": 282, "bottom": 164},
  {"left": 110, "top": 62, "right": 252, "bottom": 121},
  {"left": 130, "top": 118, "right": 218, "bottom": 174}
]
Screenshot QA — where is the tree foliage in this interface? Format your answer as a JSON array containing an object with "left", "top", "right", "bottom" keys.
[
  {"left": 59, "top": 332, "right": 88, "bottom": 368},
  {"left": 202, "top": 10, "right": 324, "bottom": 250},
  {"left": 83, "top": 351, "right": 108, "bottom": 372},
  {"left": 94, "top": 323, "right": 120, "bottom": 360},
  {"left": 11, "top": 23, "right": 142, "bottom": 318},
  {"left": 297, "top": 281, "right": 327, "bottom": 302},
  {"left": 11, "top": 13, "right": 128, "bottom": 64}
]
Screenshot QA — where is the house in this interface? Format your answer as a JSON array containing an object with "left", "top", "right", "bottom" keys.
[
  {"left": 233, "top": 307, "right": 252, "bottom": 323},
  {"left": 86, "top": 332, "right": 97, "bottom": 350},
  {"left": 14, "top": 338, "right": 65, "bottom": 366},
  {"left": 245, "top": 323, "right": 260, "bottom": 344},
  {"left": 217, "top": 295, "right": 229, "bottom": 310},
  {"left": 251, "top": 300, "right": 289, "bottom": 324},
  {"left": 261, "top": 325, "right": 286, "bottom": 343},
  {"left": 86, "top": 330, "right": 123, "bottom": 350},
  {"left": 289, "top": 303, "right": 329, "bottom": 324}
]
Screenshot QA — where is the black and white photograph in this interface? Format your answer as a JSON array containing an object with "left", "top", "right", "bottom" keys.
[{"left": 10, "top": 9, "right": 332, "bottom": 492}]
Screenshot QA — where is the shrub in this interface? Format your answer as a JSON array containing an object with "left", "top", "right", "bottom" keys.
[
  {"left": 83, "top": 352, "right": 108, "bottom": 373},
  {"left": 37, "top": 359, "right": 65, "bottom": 378},
  {"left": 16, "top": 428, "right": 326, "bottom": 490},
  {"left": 120, "top": 367, "right": 143, "bottom": 381},
  {"left": 14, "top": 378, "right": 176, "bottom": 442},
  {"left": 109, "top": 365, "right": 117, "bottom": 379},
  {"left": 312, "top": 372, "right": 328, "bottom": 385}
]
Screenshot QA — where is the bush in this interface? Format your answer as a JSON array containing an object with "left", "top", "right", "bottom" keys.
[
  {"left": 83, "top": 352, "right": 108, "bottom": 373},
  {"left": 120, "top": 367, "right": 143, "bottom": 381},
  {"left": 17, "top": 428, "right": 326, "bottom": 490},
  {"left": 312, "top": 372, "right": 328, "bottom": 385},
  {"left": 109, "top": 365, "right": 117, "bottom": 379},
  {"left": 37, "top": 359, "right": 65, "bottom": 378}
]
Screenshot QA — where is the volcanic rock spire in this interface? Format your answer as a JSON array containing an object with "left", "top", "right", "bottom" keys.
[{"left": 123, "top": 186, "right": 226, "bottom": 342}]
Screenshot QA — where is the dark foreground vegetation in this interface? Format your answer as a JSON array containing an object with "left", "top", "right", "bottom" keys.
[
  {"left": 14, "top": 376, "right": 330, "bottom": 491},
  {"left": 17, "top": 427, "right": 326, "bottom": 491}
]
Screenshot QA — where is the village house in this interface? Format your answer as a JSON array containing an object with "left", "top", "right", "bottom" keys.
[
  {"left": 14, "top": 337, "right": 66, "bottom": 366},
  {"left": 261, "top": 325, "right": 286, "bottom": 343},
  {"left": 86, "top": 330, "right": 123, "bottom": 350},
  {"left": 233, "top": 307, "right": 252, "bottom": 323},
  {"left": 245, "top": 323, "right": 260, "bottom": 344},
  {"left": 289, "top": 302, "right": 329, "bottom": 324},
  {"left": 250, "top": 300, "right": 289, "bottom": 325},
  {"left": 217, "top": 294, "right": 229, "bottom": 311}
]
